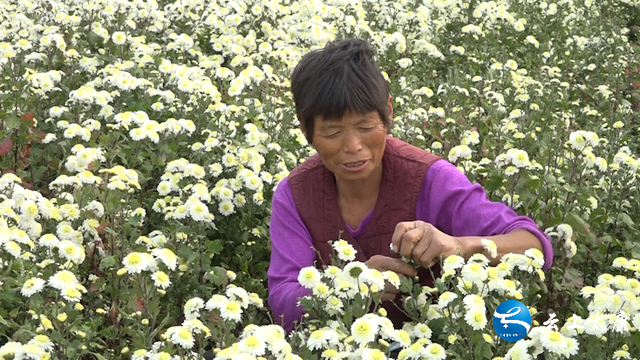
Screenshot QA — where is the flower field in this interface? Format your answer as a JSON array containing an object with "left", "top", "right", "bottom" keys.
[{"left": 1, "top": 0, "right": 640, "bottom": 358}]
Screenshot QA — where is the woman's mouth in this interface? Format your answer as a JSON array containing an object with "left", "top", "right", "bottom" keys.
[{"left": 341, "top": 160, "right": 368, "bottom": 171}]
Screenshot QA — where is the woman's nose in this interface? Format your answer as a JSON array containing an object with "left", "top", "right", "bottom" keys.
[{"left": 342, "top": 130, "right": 363, "bottom": 154}]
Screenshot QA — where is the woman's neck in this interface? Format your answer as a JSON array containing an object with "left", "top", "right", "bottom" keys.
[{"left": 335, "top": 162, "right": 383, "bottom": 204}]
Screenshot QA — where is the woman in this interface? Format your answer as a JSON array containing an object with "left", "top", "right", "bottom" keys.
[{"left": 267, "top": 38, "right": 553, "bottom": 332}]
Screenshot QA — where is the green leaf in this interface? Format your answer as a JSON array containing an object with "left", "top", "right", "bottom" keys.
[
  {"left": 205, "top": 239, "right": 223, "bottom": 255},
  {"left": 565, "top": 213, "right": 593, "bottom": 240},
  {"left": 483, "top": 174, "right": 504, "bottom": 191},
  {"left": 617, "top": 213, "right": 634, "bottom": 228},
  {"left": 99, "top": 256, "right": 117, "bottom": 270},
  {"left": 206, "top": 266, "right": 229, "bottom": 286},
  {"left": 561, "top": 267, "right": 584, "bottom": 290},
  {"left": 5, "top": 115, "right": 21, "bottom": 130},
  {"left": 90, "top": 353, "right": 109, "bottom": 360}
]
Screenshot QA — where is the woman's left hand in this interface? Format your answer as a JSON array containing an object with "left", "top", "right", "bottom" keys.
[{"left": 390, "top": 221, "right": 465, "bottom": 269}]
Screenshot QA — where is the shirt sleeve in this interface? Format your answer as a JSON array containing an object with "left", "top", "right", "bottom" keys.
[
  {"left": 267, "top": 177, "right": 314, "bottom": 332},
  {"left": 416, "top": 160, "right": 554, "bottom": 271}
]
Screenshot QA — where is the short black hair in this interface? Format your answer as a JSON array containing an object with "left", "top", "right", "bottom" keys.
[{"left": 290, "top": 38, "right": 391, "bottom": 144}]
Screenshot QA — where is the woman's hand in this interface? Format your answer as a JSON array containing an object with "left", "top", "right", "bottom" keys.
[
  {"left": 365, "top": 255, "right": 417, "bottom": 301},
  {"left": 390, "top": 221, "right": 465, "bottom": 269}
]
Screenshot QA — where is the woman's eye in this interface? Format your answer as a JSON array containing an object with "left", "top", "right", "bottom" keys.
[
  {"left": 361, "top": 127, "right": 375, "bottom": 130},
  {"left": 325, "top": 131, "right": 340, "bottom": 138}
]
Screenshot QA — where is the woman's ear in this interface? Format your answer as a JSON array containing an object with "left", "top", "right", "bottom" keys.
[{"left": 299, "top": 121, "right": 308, "bottom": 140}]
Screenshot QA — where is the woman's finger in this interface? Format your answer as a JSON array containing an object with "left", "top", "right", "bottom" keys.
[
  {"left": 391, "top": 222, "right": 414, "bottom": 253},
  {"left": 410, "top": 224, "right": 434, "bottom": 264},
  {"left": 418, "top": 239, "right": 442, "bottom": 269},
  {"left": 398, "top": 227, "right": 424, "bottom": 259}
]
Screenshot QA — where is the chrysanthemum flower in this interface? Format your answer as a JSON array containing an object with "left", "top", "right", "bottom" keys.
[
  {"left": 298, "top": 266, "right": 321, "bottom": 289},
  {"left": 61, "top": 287, "right": 82, "bottom": 302},
  {"left": 48, "top": 270, "right": 79, "bottom": 290},
  {"left": 238, "top": 335, "right": 266, "bottom": 356},
  {"left": 411, "top": 322, "right": 432, "bottom": 339},
  {"left": 151, "top": 248, "right": 177, "bottom": 271},
  {"left": 122, "top": 252, "right": 151, "bottom": 274},
  {"left": 460, "top": 262, "right": 487, "bottom": 283},
  {"left": 351, "top": 317, "right": 377, "bottom": 345},
  {"left": 504, "top": 340, "right": 531, "bottom": 360},
  {"left": 424, "top": 343, "right": 446, "bottom": 360},
  {"left": 57, "top": 240, "right": 85, "bottom": 264},
  {"left": 539, "top": 330, "right": 567, "bottom": 355},
  {"left": 28, "top": 334, "right": 53, "bottom": 351},
  {"left": 219, "top": 200, "right": 235, "bottom": 216},
  {"left": 437, "top": 292, "right": 458, "bottom": 309},
  {"left": 152, "top": 271, "right": 171, "bottom": 289},
  {"left": 465, "top": 308, "right": 488, "bottom": 330},
  {"left": 443, "top": 254, "right": 465, "bottom": 271},
  {"left": 220, "top": 300, "right": 243, "bottom": 322},
  {"left": 205, "top": 294, "right": 228, "bottom": 311},
  {"left": 21, "top": 278, "right": 46, "bottom": 297},
  {"left": 169, "top": 327, "right": 194, "bottom": 349}
]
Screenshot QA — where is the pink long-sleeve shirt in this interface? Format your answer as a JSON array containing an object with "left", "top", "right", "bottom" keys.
[{"left": 267, "top": 159, "right": 553, "bottom": 332}]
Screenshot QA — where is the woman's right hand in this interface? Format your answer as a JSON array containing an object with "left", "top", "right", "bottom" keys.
[{"left": 364, "top": 255, "right": 417, "bottom": 301}]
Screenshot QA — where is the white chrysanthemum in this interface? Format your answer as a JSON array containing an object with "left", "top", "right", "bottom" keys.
[
  {"left": 424, "top": 343, "right": 446, "bottom": 360},
  {"left": 14, "top": 343, "right": 46, "bottom": 359},
  {"left": 443, "top": 255, "right": 465, "bottom": 271},
  {"left": 411, "top": 322, "right": 432, "bottom": 339},
  {"left": 382, "top": 271, "right": 400, "bottom": 289},
  {"left": 237, "top": 335, "right": 266, "bottom": 357},
  {"left": 61, "top": 287, "right": 82, "bottom": 302},
  {"left": 525, "top": 248, "right": 545, "bottom": 268},
  {"left": 463, "top": 294, "right": 485, "bottom": 311},
  {"left": 184, "top": 297, "right": 205, "bottom": 320},
  {"left": 57, "top": 240, "right": 85, "bottom": 264},
  {"left": 360, "top": 268, "right": 385, "bottom": 291},
  {"left": 205, "top": 294, "right": 228, "bottom": 311},
  {"left": 219, "top": 200, "right": 235, "bottom": 216},
  {"left": 112, "top": 31, "right": 127, "bottom": 45},
  {"left": 559, "top": 336, "right": 579, "bottom": 358},
  {"left": 460, "top": 262, "right": 487, "bottom": 283},
  {"left": 21, "top": 278, "right": 46, "bottom": 297},
  {"left": 152, "top": 271, "right": 171, "bottom": 289},
  {"left": 169, "top": 326, "right": 194, "bottom": 349},
  {"left": 480, "top": 239, "right": 498, "bottom": 259},
  {"left": 151, "top": 248, "right": 177, "bottom": 271},
  {"left": 298, "top": 266, "right": 321, "bottom": 289},
  {"left": 324, "top": 295, "right": 344, "bottom": 315},
  {"left": 448, "top": 144, "right": 472, "bottom": 162},
  {"left": 157, "top": 181, "right": 173, "bottom": 196},
  {"left": 28, "top": 334, "right": 54, "bottom": 351},
  {"left": 332, "top": 240, "right": 357, "bottom": 261},
  {"left": 465, "top": 308, "right": 488, "bottom": 330},
  {"left": 220, "top": 300, "right": 243, "bottom": 322},
  {"left": 342, "top": 262, "right": 367, "bottom": 282},
  {"left": 351, "top": 316, "right": 377, "bottom": 345},
  {"left": 306, "top": 329, "right": 332, "bottom": 351},
  {"left": 504, "top": 340, "right": 531, "bottom": 360},
  {"left": 226, "top": 286, "right": 249, "bottom": 308},
  {"left": 539, "top": 330, "right": 567, "bottom": 355},
  {"left": 122, "top": 252, "right": 153, "bottom": 274},
  {"left": 188, "top": 201, "right": 211, "bottom": 222},
  {"left": 583, "top": 312, "right": 608, "bottom": 336},
  {"left": 437, "top": 291, "right": 458, "bottom": 309},
  {"left": 48, "top": 270, "right": 79, "bottom": 290},
  {"left": 4, "top": 241, "right": 22, "bottom": 258}
]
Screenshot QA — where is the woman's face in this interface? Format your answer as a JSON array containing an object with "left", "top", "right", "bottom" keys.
[{"left": 308, "top": 104, "right": 391, "bottom": 185}]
